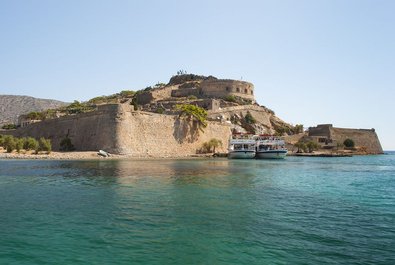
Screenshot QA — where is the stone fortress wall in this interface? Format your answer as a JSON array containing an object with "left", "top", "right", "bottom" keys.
[
  {"left": 200, "top": 79, "right": 254, "bottom": 102},
  {"left": 171, "top": 79, "right": 254, "bottom": 102},
  {"left": 116, "top": 105, "right": 230, "bottom": 156},
  {"left": 137, "top": 76, "right": 255, "bottom": 105},
  {"left": 3, "top": 103, "right": 231, "bottom": 156},
  {"left": 309, "top": 124, "right": 383, "bottom": 154},
  {"left": 7, "top": 104, "right": 121, "bottom": 152}
]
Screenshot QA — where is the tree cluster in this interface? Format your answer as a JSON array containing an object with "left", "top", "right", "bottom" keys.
[
  {"left": 294, "top": 140, "right": 320, "bottom": 153},
  {"left": 199, "top": 138, "right": 223, "bottom": 153},
  {"left": 0, "top": 135, "right": 51, "bottom": 154}
]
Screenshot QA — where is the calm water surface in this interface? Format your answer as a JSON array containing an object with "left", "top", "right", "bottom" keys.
[{"left": 1, "top": 153, "right": 395, "bottom": 264}]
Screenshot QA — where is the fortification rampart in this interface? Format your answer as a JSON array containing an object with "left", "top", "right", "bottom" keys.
[
  {"left": 138, "top": 78, "right": 255, "bottom": 105},
  {"left": 2, "top": 104, "right": 231, "bottom": 156},
  {"left": 136, "top": 86, "right": 174, "bottom": 105},
  {"left": 5, "top": 104, "right": 121, "bottom": 152},
  {"left": 308, "top": 124, "right": 383, "bottom": 154},
  {"left": 200, "top": 79, "right": 254, "bottom": 102},
  {"left": 331, "top": 127, "right": 383, "bottom": 154},
  {"left": 116, "top": 105, "right": 230, "bottom": 156},
  {"left": 308, "top": 124, "right": 333, "bottom": 137}
]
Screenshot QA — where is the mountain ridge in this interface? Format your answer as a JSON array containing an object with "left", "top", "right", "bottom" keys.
[{"left": 0, "top": 95, "right": 68, "bottom": 126}]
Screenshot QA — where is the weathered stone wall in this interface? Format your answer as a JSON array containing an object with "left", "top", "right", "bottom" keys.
[
  {"left": 331, "top": 127, "right": 383, "bottom": 154},
  {"left": 308, "top": 124, "right": 333, "bottom": 137},
  {"left": 308, "top": 124, "right": 383, "bottom": 154},
  {"left": 200, "top": 79, "right": 254, "bottom": 102},
  {"left": 116, "top": 104, "right": 230, "bottom": 156},
  {"left": 2, "top": 103, "right": 231, "bottom": 156},
  {"left": 136, "top": 86, "right": 175, "bottom": 105},
  {"left": 171, "top": 87, "right": 201, "bottom": 98},
  {"left": 137, "top": 79, "right": 255, "bottom": 105},
  {"left": 5, "top": 104, "right": 121, "bottom": 152}
]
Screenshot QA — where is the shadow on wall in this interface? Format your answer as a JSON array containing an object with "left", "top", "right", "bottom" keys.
[{"left": 173, "top": 118, "right": 200, "bottom": 144}]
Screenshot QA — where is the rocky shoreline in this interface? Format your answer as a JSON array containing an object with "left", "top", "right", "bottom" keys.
[{"left": 0, "top": 149, "right": 217, "bottom": 160}]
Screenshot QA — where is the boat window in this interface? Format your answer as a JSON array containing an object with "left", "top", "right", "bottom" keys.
[{"left": 234, "top": 144, "right": 242, "bottom": 150}]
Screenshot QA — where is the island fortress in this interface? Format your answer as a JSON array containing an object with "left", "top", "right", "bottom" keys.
[
  {"left": 2, "top": 74, "right": 383, "bottom": 156},
  {"left": 136, "top": 74, "right": 255, "bottom": 105}
]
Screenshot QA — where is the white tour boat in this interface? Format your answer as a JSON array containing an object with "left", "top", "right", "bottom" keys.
[
  {"left": 255, "top": 135, "right": 288, "bottom": 159},
  {"left": 228, "top": 133, "right": 256, "bottom": 159}
]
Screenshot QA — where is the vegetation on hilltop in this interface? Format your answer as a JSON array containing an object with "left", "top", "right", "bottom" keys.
[{"left": 175, "top": 104, "right": 208, "bottom": 131}]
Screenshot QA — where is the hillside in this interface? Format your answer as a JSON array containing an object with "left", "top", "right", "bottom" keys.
[{"left": 0, "top": 95, "right": 68, "bottom": 126}]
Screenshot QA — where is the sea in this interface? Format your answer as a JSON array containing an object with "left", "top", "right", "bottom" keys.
[{"left": 0, "top": 153, "right": 394, "bottom": 264}]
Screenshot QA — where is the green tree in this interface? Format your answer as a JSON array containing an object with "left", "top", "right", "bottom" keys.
[
  {"left": 208, "top": 138, "right": 222, "bottom": 153},
  {"left": 156, "top": 107, "right": 165, "bottom": 114},
  {"left": 119, "top": 90, "right": 135, "bottom": 98},
  {"left": 293, "top": 124, "right": 304, "bottom": 134},
  {"left": 1, "top": 124, "right": 17, "bottom": 130},
  {"left": 60, "top": 137, "right": 75, "bottom": 151},
  {"left": 24, "top": 137, "right": 39, "bottom": 151},
  {"left": 175, "top": 104, "right": 208, "bottom": 131},
  {"left": 294, "top": 142, "right": 307, "bottom": 153},
  {"left": 3, "top": 135, "right": 16, "bottom": 153},
  {"left": 15, "top": 138, "right": 24, "bottom": 153},
  {"left": 244, "top": 111, "right": 256, "bottom": 124},
  {"left": 200, "top": 138, "right": 223, "bottom": 153},
  {"left": 343, "top": 138, "right": 355, "bottom": 148},
  {"left": 306, "top": 141, "right": 319, "bottom": 153},
  {"left": 187, "top": 95, "right": 198, "bottom": 100},
  {"left": 26, "top": 111, "right": 44, "bottom": 120},
  {"left": 39, "top": 137, "right": 52, "bottom": 153},
  {"left": 224, "top": 95, "right": 237, "bottom": 103}
]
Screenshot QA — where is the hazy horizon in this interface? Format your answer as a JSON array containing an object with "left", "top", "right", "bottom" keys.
[{"left": 1, "top": 0, "right": 394, "bottom": 149}]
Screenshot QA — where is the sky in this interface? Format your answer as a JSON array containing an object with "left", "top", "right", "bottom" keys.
[{"left": 0, "top": 0, "right": 394, "bottom": 149}]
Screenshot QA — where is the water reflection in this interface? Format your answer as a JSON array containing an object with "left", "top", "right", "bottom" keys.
[{"left": 0, "top": 158, "right": 279, "bottom": 189}]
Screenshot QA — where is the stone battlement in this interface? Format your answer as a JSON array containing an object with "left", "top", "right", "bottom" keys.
[
  {"left": 137, "top": 76, "right": 255, "bottom": 105},
  {"left": 308, "top": 124, "right": 383, "bottom": 154},
  {"left": 4, "top": 103, "right": 231, "bottom": 156}
]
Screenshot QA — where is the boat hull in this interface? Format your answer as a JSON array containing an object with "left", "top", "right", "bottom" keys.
[
  {"left": 256, "top": 150, "right": 287, "bottom": 159},
  {"left": 228, "top": 151, "right": 256, "bottom": 159}
]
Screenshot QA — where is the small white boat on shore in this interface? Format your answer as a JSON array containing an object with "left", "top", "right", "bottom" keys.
[
  {"left": 228, "top": 133, "right": 256, "bottom": 159},
  {"left": 255, "top": 135, "right": 288, "bottom": 159}
]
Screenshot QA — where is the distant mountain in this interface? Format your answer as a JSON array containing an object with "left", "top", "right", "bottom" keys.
[{"left": 0, "top": 95, "right": 68, "bottom": 126}]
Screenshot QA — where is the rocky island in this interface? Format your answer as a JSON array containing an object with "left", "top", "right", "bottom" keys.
[{"left": 0, "top": 74, "right": 383, "bottom": 158}]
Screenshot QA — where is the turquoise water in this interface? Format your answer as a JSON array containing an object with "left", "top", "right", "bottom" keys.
[{"left": 1, "top": 154, "right": 394, "bottom": 264}]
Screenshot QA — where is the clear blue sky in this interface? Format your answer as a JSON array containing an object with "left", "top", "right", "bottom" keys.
[{"left": 1, "top": 0, "right": 394, "bottom": 149}]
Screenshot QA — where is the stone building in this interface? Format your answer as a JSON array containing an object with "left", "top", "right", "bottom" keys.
[
  {"left": 137, "top": 75, "right": 255, "bottom": 105},
  {"left": 171, "top": 79, "right": 254, "bottom": 102},
  {"left": 17, "top": 115, "right": 42, "bottom": 128}
]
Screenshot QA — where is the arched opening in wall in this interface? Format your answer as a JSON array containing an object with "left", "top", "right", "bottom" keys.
[
  {"left": 226, "top": 86, "right": 230, "bottom": 92},
  {"left": 244, "top": 89, "right": 248, "bottom": 94},
  {"left": 236, "top": 87, "right": 240, "bottom": 93},
  {"left": 251, "top": 90, "right": 254, "bottom": 95}
]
